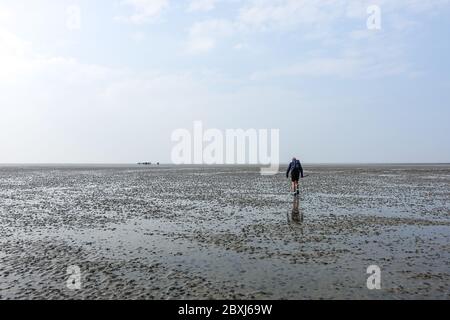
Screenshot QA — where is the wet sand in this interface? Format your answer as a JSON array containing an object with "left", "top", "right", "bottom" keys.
[{"left": 0, "top": 164, "right": 449, "bottom": 300}]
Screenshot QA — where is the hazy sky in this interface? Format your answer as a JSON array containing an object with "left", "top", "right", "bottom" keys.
[{"left": 1, "top": 0, "right": 449, "bottom": 163}]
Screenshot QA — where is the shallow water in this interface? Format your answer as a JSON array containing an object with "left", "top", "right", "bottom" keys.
[{"left": 0, "top": 165, "right": 449, "bottom": 299}]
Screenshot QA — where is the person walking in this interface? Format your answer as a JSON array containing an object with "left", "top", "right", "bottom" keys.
[{"left": 286, "top": 157, "right": 304, "bottom": 195}]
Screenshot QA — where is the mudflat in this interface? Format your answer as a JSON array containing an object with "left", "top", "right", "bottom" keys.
[{"left": 0, "top": 164, "right": 449, "bottom": 299}]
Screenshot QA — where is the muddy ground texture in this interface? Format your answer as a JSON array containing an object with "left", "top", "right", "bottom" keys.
[{"left": 0, "top": 165, "right": 449, "bottom": 299}]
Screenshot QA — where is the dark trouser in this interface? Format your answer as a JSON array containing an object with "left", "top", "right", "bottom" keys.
[{"left": 291, "top": 169, "right": 300, "bottom": 182}]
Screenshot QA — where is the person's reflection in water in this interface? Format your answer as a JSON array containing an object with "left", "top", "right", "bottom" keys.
[{"left": 288, "top": 194, "right": 304, "bottom": 225}]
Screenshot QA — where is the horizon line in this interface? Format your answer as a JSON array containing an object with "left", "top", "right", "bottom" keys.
[{"left": 1, "top": 162, "right": 449, "bottom": 166}]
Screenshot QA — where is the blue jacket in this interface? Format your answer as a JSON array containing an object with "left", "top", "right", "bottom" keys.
[{"left": 286, "top": 159, "right": 304, "bottom": 178}]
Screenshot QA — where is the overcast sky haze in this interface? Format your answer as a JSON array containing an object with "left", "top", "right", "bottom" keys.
[{"left": 1, "top": 0, "right": 449, "bottom": 164}]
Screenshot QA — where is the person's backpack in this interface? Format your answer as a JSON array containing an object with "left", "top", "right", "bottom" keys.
[{"left": 293, "top": 160, "right": 301, "bottom": 170}]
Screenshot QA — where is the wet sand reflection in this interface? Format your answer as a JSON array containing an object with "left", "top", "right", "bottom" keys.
[{"left": 287, "top": 195, "right": 303, "bottom": 226}]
